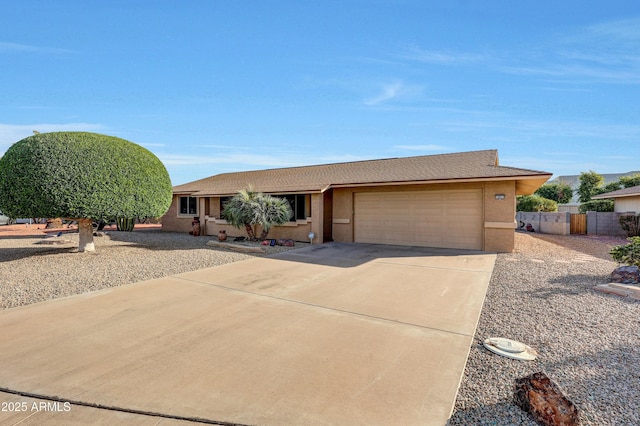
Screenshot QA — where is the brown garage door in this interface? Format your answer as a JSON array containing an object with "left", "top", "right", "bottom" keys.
[{"left": 354, "top": 189, "right": 483, "bottom": 250}]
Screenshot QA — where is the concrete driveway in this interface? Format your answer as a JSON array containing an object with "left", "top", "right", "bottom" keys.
[{"left": 0, "top": 242, "right": 495, "bottom": 426}]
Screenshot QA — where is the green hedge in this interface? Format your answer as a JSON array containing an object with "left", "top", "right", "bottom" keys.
[
  {"left": 619, "top": 215, "right": 640, "bottom": 238},
  {"left": 0, "top": 132, "right": 173, "bottom": 220},
  {"left": 578, "top": 199, "right": 614, "bottom": 214},
  {"left": 516, "top": 195, "right": 558, "bottom": 212}
]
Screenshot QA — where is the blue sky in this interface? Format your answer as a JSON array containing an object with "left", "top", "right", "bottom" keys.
[{"left": 1, "top": 1, "right": 639, "bottom": 185}]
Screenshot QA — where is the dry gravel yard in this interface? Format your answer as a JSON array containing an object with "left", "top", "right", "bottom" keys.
[
  {"left": 1, "top": 225, "right": 638, "bottom": 425},
  {"left": 0, "top": 225, "right": 306, "bottom": 310},
  {"left": 449, "top": 232, "right": 640, "bottom": 426}
]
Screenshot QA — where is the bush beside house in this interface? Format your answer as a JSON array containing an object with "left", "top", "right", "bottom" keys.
[{"left": 516, "top": 195, "right": 557, "bottom": 212}]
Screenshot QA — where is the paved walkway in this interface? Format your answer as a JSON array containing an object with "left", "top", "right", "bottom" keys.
[{"left": 0, "top": 243, "right": 495, "bottom": 425}]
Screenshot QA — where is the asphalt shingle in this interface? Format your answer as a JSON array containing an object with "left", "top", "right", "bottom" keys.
[{"left": 173, "top": 149, "right": 551, "bottom": 196}]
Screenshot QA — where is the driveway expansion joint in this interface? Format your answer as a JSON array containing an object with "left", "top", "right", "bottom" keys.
[
  {"left": 175, "top": 276, "right": 474, "bottom": 338},
  {"left": 0, "top": 388, "right": 250, "bottom": 426}
]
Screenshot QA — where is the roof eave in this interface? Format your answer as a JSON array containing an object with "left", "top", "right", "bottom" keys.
[
  {"left": 191, "top": 188, "right": 325, "bottom": 197},
  {"left": 325, "top": 174, "right": 552, "bottom": 193},
  {"left": 592, "top": 192, "right": 640, "bottom": 200}
]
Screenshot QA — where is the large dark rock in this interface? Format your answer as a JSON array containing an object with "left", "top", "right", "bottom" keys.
[
  {"left": 514, "top": 372, "right": 579, "bottom": 426},
  {"left": 610, "top": 265, "right": 640, "bottom": 284}
]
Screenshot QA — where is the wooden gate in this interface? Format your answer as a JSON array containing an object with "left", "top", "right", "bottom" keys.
[{"left": 570, "top": 214, "right": 587, "bottom": 234}]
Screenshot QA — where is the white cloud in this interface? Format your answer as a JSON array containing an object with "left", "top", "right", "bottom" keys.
[
  {"left": 160, "top": 153, "right": 288, "bottom": 167},
  {"left": 363, "top": 80, "right": 425, "bottom": 107},
  {"left": 501, "top": 17, "right": 640, "bottom": 85},
  {"left": 441, "top": 117, "right": 640, "bottom": 140},
  {"left": 587, "top": 17, "right": 640, "bottom": 42},
  {"left": 364, "top": 81, "right": 404, "bottom": 106},
  {"left": 394, "top": 144, "right": 448, "bottom": 151},
  {"left": 0, "top": 123, "right": 106, "bottom": 152},
  {"left": 159, "top": 151, "right": 370, "bottom": 170},
  {"left": 399, "top": 46, "right": 487, "bottom": 65},
  {"left": 0, "top": 41, "right": 74, "bottom": 54}
]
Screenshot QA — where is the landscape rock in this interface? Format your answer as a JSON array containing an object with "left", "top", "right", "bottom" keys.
[
  {"left": 610, "top": 265, "right": 640, "bottom": 284},
  {"left": 594, "top": 283, "right": 640, "bottom": 300},
  {"left": 514, "top": 371, "right": 579, "bottom": 426},
  {"left": 207, "top": 240, "right": 265, "bottom": 253},
  {"left": 45, "top": 218, "right": 64, "bottom": 229}
]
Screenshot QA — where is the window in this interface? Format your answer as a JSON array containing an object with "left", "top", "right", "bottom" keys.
[
  {"left": 179, "top": 196, "right": 198, "bottom": 215},
  {"left": 218, "top": 194, "right": 308, "bottom": 222},
  {"left": 281, "top": 194, "right": 308, "bottom": 221},
  {"left": 220, "top": 196, "right": 231, "bottom": 211}
]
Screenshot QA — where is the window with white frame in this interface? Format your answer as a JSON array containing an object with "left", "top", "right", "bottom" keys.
[{"left": 179, "top": 196, "right": 198, "bottom": 215}]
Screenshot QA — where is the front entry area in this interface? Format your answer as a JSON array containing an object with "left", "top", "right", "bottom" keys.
[{"left": 353, "top": 189, "right": 484, "bottom": 250}]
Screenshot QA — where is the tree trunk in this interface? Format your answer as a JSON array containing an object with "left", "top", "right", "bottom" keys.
[
  {"left": 244, "top": 223, "right": 255, "bottom": 239},
  {"left": 78, "top": 218, "right": 95, "bottom": 252}
]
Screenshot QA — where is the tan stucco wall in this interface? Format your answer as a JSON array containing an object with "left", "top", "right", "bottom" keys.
[
  {"left": 615, "top": 196, "right": 640, "bottom": 213},
  {"left": 198, "top": 195, "right": 321, "bottom": 242},
  {"left": 161, "top": 195, "right": 197, "bottom": 234},
  {"left": 164, "top": 181, "right": 520, "bottom": 252},
  {"left": 483, "top": 181, "right": 517, "bottom": 252},
  {"left": 331, "top": 181, "right": 518, "bottom": 252}
]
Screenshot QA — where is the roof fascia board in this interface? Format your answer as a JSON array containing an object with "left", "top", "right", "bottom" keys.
[
  {"left": 593, "top": 193, "right": 640, "bottom": 200},
  {"left": 325, "top": 174, "right": 552, "bottom": 190},
  {"left": 191, "top": 189, "right": 323, "bottom": 197}
]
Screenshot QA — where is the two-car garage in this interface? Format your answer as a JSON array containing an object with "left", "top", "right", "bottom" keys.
[{"left": 353, "top": 189, "right": 484, "bottom": 250}]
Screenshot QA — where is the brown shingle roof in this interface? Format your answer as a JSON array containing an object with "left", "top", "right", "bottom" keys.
[
  {"left": 592, "top": 184, "right": 640, "bottom": 199},
  {"left": 173, "top": 149, "right": 551, "bottom": 196}
]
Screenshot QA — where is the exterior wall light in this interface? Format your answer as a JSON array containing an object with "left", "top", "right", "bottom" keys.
[{"left": 495, "top": 194, "right": 506, "bottom": 200}]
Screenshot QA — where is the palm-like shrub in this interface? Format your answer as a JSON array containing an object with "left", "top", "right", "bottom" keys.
[
  {"left": 252, "top": 194, "right": 294, "bottom": 239},
  {"left": 222, "top": 188, "right": 293, "bottom": 239},
  {"left": 222, "top": 188, "right": 261, "bottom": 239},
  {"left": 0, "top": 132, "right": 172, "bottom": 251}
]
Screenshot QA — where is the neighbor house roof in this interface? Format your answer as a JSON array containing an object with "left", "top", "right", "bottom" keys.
[
  {"left": 592, "top": 184, "right": 640, "bottom": 200},
  {"left": 173, "top": 149, "right": 551, "bottom": 197}
]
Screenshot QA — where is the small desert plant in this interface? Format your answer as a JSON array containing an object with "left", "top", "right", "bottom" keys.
[
  {"left": 619, "top": 215, "right": 640, "bottom": 238},
  {"left": 610, "top": 236, "right": 640, "bottom": 267},
  {"left": 116, "top": 217, "right": 136, "bottom": 232}
]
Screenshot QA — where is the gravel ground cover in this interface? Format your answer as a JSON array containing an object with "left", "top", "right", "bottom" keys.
[
  {"left": 2, "top": 226, "right": 638, "bottom": 424},
  {"left": 0, "top": 227, "right": 306, "bottom": 309},
  {"left": 448, "top": 232, "right": 640, "bottom": 426}
]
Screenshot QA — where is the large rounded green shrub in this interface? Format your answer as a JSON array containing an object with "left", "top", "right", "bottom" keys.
[
  {"left": 0, "top": 132, "right": 172, "bottom": 251},
  {"left": 0, "top": 132, "right": 172, "bottom": 219}
]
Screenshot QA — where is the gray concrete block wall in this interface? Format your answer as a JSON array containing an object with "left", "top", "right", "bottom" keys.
[
  {"left": 516, "top": 212, "right": 570, "bottom": 235},
  {"left": 516, "top": 210, "right": 637, "bottom": 236},
  {"left": 586, "top": 212, "right": 632, "bottom": 237}
]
